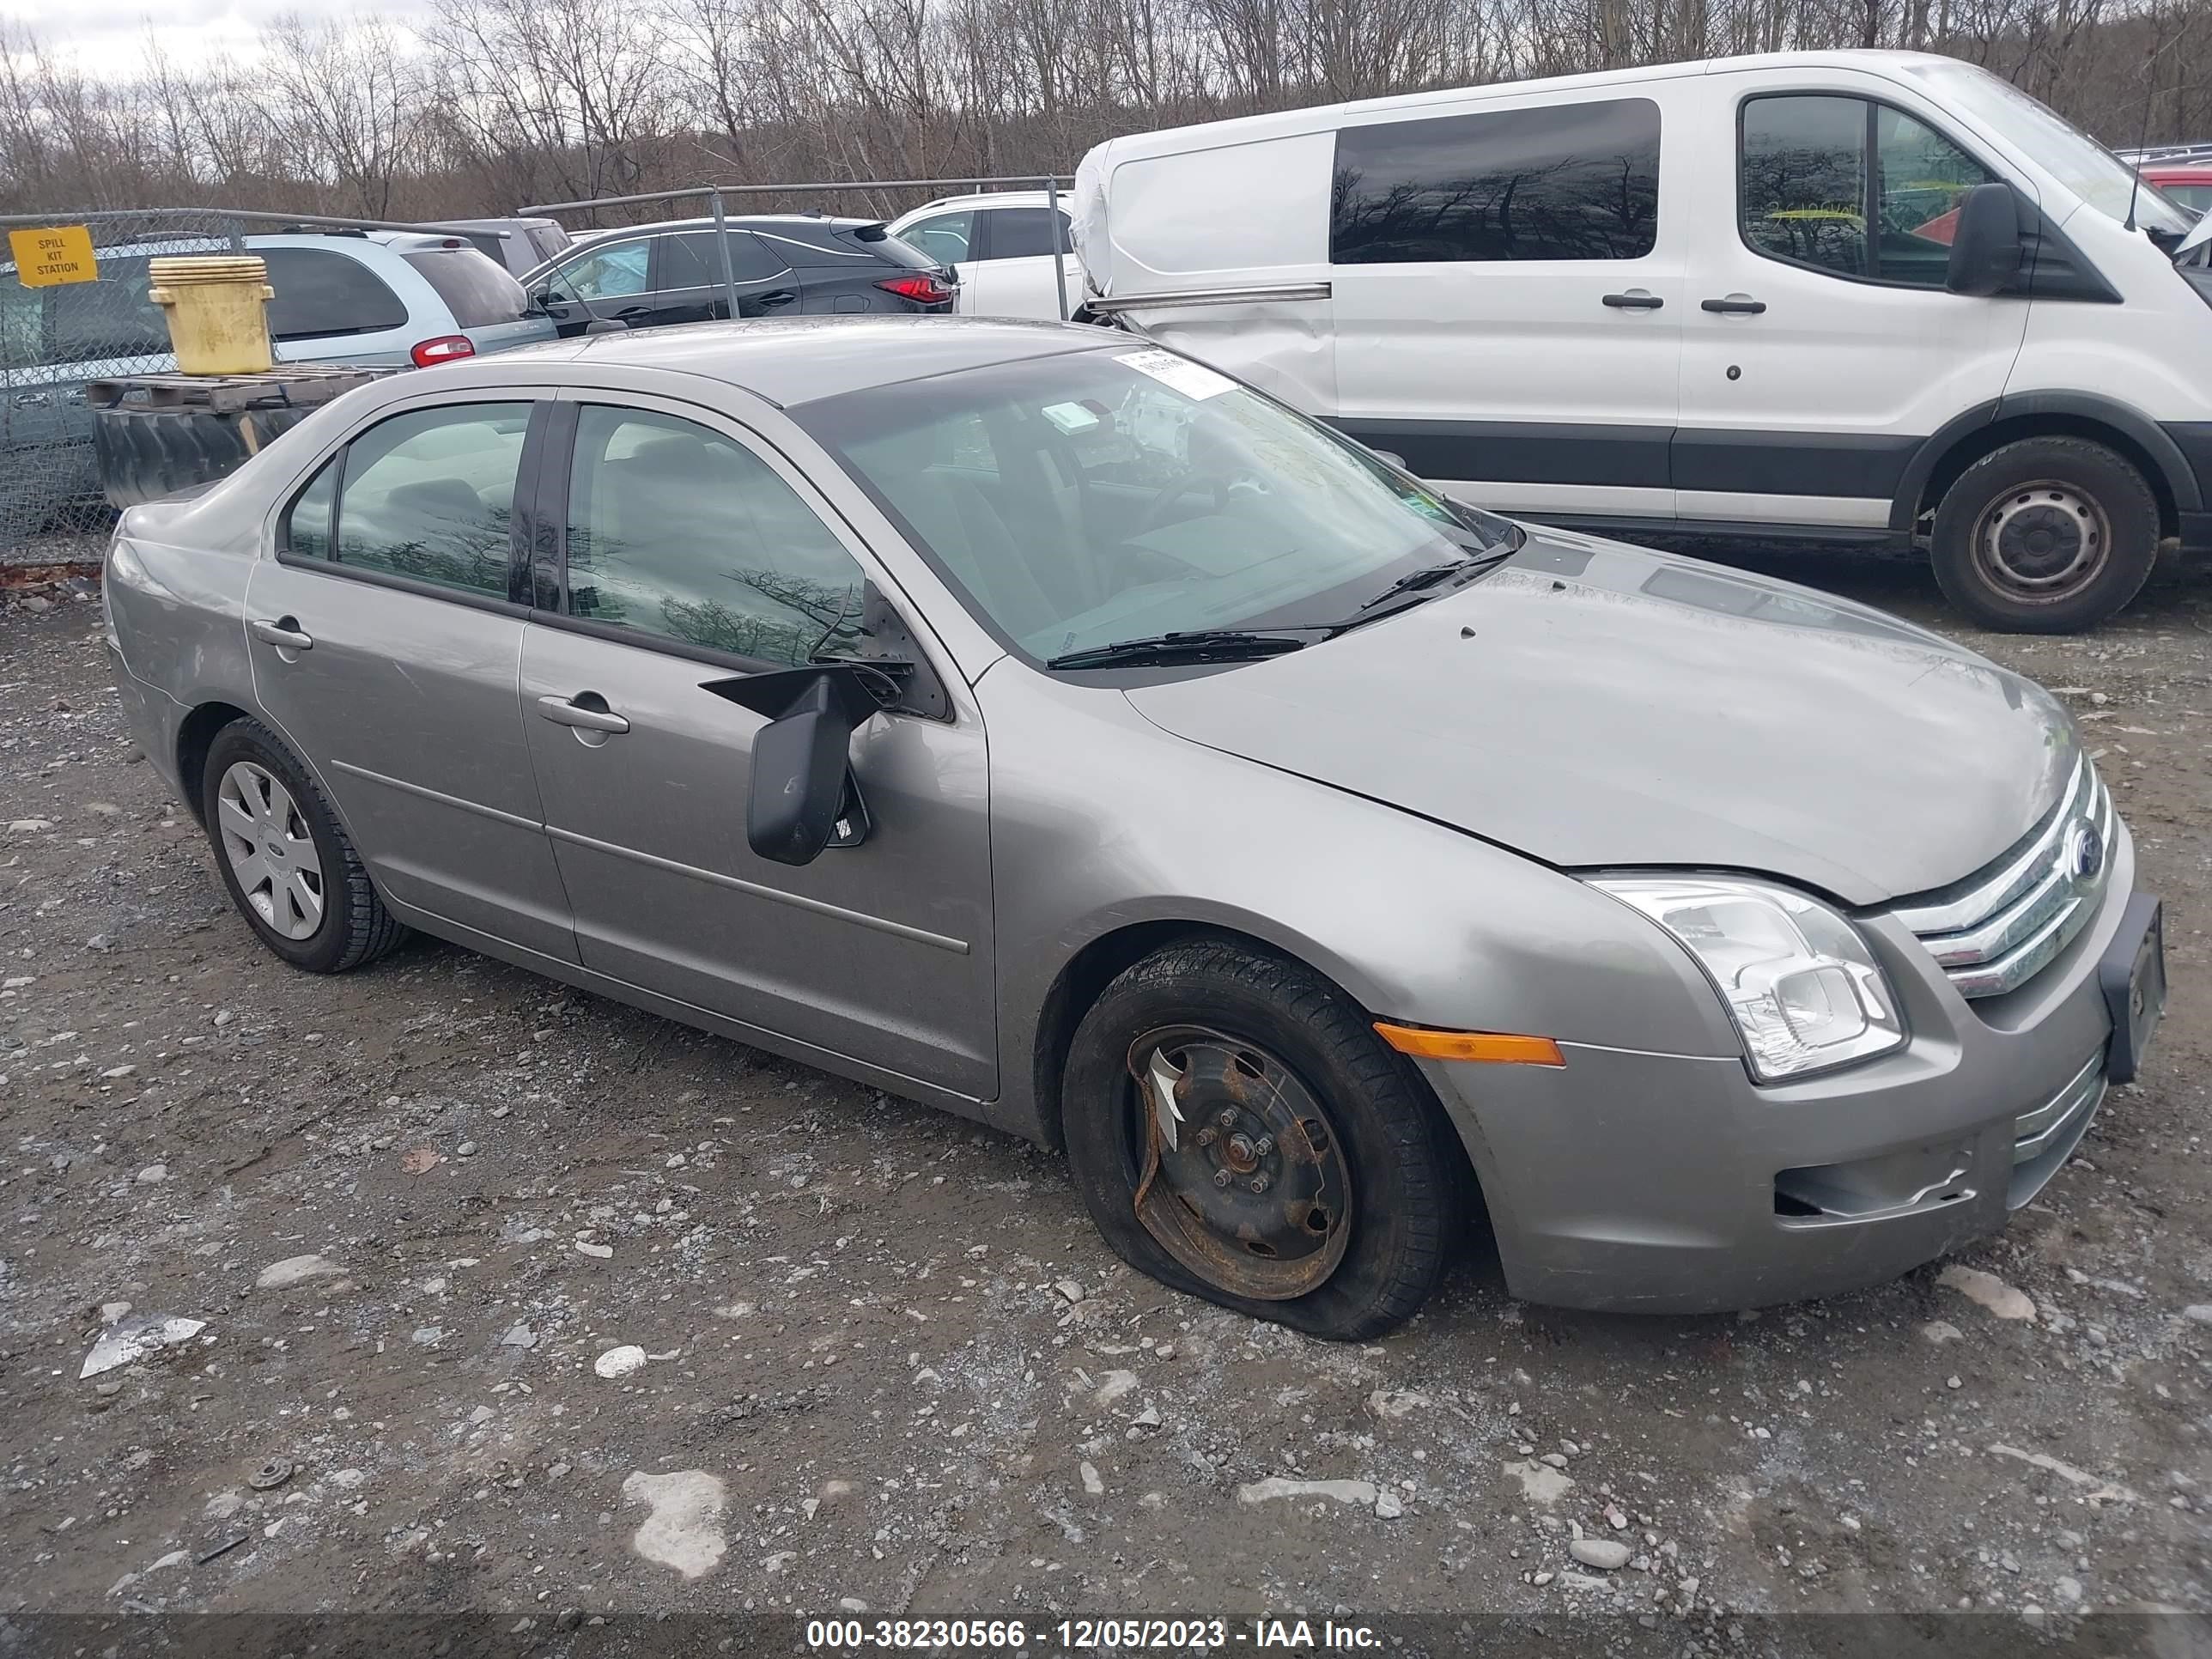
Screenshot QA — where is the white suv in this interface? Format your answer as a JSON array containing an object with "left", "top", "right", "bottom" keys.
[{"left": 889, "top": 191, "right": 1085, "bottom": 320}]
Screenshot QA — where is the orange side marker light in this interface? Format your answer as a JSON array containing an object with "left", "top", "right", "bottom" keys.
[{"left": 1373, "top": 1022, "right": 1565, "bottom": 1066}]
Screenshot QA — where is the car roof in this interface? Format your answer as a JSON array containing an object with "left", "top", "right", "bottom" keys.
[
  {"left": 2144, "top": 166, "right": 2212, "bottom": 179},
  {"left": 430, "top": 315, "right": 1115, "bottom": 409},
  {"left": 896, "top": 190, "right": 1065, "bottom": 217},
  {"left": 562, "top": 214, "right": 881, "bottom": 244}
]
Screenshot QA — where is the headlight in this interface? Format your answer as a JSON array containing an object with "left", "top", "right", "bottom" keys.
[{"left": 1590, "top": 877, "right": 1905, "bottom": 1081}]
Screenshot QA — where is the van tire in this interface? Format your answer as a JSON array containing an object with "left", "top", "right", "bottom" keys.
[
  {"left": 1060, "top": 939, "right": 1455, "bottom": 1340},
  {"left": 1929, "top": 438, "right": 2160, "bottom": 633}
]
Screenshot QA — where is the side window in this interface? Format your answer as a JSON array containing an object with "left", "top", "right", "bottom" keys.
[
  {"left": 1742, "top": 95, "right": 1990, "bottom": 286},
  {"left": 332, "top": 403, "right": 530, "bottom": 598},
  {"left": 261, "top": 248, "right": 409, "bottom": 340},
  {"left": 1875, "top": 106, "right": 1993, "bottom": 287},
  {"left": 555, "top": 240, "right": 652, "bottom": 299},
  {"left": 900, "top": 212, "right": 975, "bottom": 264},
  {"left": 662, "top": 231, "right": 786, "bottom": 286},
  {"left": 984, "top": 207, "right": 1073, "bottom": 259},
  {"left": 1331, "top": 98, "right": 1661, "bottom": 264},
  {"left": 565, "top": 406, "right": 869, "bottom": 666},
  {"left": 283, "top": 459, "right": 337, "bottom": 558}
]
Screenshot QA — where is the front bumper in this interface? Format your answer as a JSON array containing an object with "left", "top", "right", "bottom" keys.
[{"left": 1423, "top": 823, "right": 2148, "bottom": 1314}]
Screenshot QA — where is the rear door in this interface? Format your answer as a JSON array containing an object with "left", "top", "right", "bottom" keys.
[
  {"left": 244, "top": 393, "right": 576, "bottom": 961},
  {"left": 1674, "top": 71, "right": 2033, "bottom": 532},
  {"left": 258, "top": 244, "right": 416, "bottom": 367},
  {"left": 1328, "top": 88, "right": 1686, "bottom": 520},
  {"left": 652, "top": 230, "right": 803, "bottom": 325},
  {"left": 515, "top": 392, "right": 997, "bottom": 1096},
  {"left": 967, "top": 204, "right": 1079, "bottom": 319}
]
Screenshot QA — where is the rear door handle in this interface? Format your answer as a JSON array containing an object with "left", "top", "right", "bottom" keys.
[
  {"left": 1601, "top": 291, "right": 1664, "bottom": 309},
  {"left": 1701, "top": 296, "right": 1767, "bottom": 314},
  {"left": 249, "top": 617, "right": 313, "bottom": 651},
  {"left": 536, "top": 694, "right": 630, "bottom": 734}
]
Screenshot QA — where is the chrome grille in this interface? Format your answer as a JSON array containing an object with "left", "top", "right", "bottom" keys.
[{"left": 1894, "top": 756, "right": 2113, "bottom": 1000}]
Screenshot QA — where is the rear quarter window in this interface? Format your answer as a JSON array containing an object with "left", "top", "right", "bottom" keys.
[
  {"left": 402, "top": 250, "right": 531, "bottom": 325},
  {"left": 262, "top": 247, "right": 410, "bottom": 339}
]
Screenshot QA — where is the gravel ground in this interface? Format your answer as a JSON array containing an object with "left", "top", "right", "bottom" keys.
[{"left": 1, "top": 544, "right": 2208, "bottom": 1653}]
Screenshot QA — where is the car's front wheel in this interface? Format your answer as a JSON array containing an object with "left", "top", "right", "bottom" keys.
[
  {"left": 1062, "top": 939, "right": 1459, "bottom": 1340},
  {"left": 1929, "top": 437, "right": 2160, "bottom": 633},
  {"left": 200, "top": 717, "right": 405, "bottom": 973}
]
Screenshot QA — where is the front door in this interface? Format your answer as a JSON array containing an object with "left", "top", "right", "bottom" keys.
[
  {"left": 244, "top": 396, "right": 576, "bottom": 961},
  {"left": 516, "top": 395, "right": 997, "bottom": 1097},
  {"left": 536, "top": 235, "right": 655, "bottom": 335},
  {"left": 1674, "top": 73, "right": 2033, "bottom": 532},
  {"left": 1328, "top": 89, "right": 1685, "bottom": 520}
]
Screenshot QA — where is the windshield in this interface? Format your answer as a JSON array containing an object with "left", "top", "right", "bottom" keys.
[
  {"left": 797, "top": 347, "right": 1490, "bottom": 662},
  {"left": 1900, "top": 60, "right": 2192, "bottom": 235}
]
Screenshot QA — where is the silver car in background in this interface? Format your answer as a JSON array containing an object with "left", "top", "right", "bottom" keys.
[{"left": 100, "top": 319, "right": 2166, "bottom": 1338}]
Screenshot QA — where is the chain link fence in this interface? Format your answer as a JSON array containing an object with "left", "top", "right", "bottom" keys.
[
  {"left": 2, "top": 210, "right": 252, "bottom": 551},
  {"left": 2, "top": 205, "right": 508, "bottom": 555}
]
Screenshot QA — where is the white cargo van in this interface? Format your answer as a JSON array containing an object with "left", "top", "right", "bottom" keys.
[{"left": 1072, "top": 50, "right": 2212, "bottom": 631}]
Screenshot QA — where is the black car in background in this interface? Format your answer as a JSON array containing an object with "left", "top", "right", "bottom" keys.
[{"left": 520, "top": 215, "right": 956, "bottom": 334}]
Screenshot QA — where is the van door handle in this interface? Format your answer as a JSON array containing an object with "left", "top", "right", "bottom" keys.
[
  {"left": 249, "top": 617, "right": 313, "bottom": 651},
  {"left": 1601, "top": 291, "right": 1664, "bottom": 309},
  {"left": 536, "top": 694, "right": 630, "bottom": 734},
  {"left": 1701, "top": 295, "right": 1767, "bottom": 314}
]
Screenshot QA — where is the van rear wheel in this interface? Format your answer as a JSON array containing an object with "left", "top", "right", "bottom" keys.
[
  {"left": 1061, "top": 939, "right": 1456, "bottom": 1340},
  {"left": 1929, "top": 437, "right": 2159, "bottom": 633}
]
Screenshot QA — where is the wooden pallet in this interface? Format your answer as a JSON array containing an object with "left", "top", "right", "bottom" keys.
[{"left": 84, "top": 364, "right": 392, "bottom": 415}]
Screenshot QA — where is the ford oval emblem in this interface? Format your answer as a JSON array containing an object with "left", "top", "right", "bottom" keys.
[{"left": 2066, "top": 819, "right": 2106, "bottom": 881}]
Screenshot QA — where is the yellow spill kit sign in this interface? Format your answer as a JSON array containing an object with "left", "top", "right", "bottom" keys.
[{"left": 8, "top": 225, "right": 98, "bottom": 287}]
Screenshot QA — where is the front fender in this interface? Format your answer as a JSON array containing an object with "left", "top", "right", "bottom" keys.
[{"left": 981, "top": 672, "right": 1740, "bottom": 1142}]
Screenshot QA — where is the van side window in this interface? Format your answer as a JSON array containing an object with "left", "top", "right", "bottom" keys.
[
  {"left": 1330, "top": 99, "right": 1661, "bottom": 264},
  {"left": 1741, "top": 95, "right": 1991, "bottom": 287}
]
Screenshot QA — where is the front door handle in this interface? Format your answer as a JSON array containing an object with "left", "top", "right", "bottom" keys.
[
  {"left": 536, "top": 694, "right": 630, "bottom": 734},
  {"left": 249, "top": 617, "right": 313, "bottom": 651},
  {"left": 1701, "top": 295, "right": 1767, "bottom": 314},
  {"left": 1601, "top": 291, "right": 1664, "bottom": 309}
]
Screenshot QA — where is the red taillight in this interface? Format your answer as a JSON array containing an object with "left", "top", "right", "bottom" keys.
[
  {"left": 410, "top": 335, "right": 476, "bottom": 368},
  {"left": 875, "top": 273, "right": 952, "bottom": 306}
]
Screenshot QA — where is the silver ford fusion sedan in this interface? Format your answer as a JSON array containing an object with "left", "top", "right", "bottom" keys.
[{"left": 101, "top": 319, "right": 2166, "bottom": 1340}]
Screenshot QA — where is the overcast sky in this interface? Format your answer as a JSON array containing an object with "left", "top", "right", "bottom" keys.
[{"left": 5, "top": 0, "right": 430, "bottom": 71}]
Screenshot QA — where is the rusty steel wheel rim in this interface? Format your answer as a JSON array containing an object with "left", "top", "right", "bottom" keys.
[{"left": 1126, "top": 1024, "right": 1353, "bottom": 1300}]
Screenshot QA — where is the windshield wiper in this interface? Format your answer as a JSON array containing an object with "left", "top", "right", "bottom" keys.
[
  {"left": 1046, "top": 629, "right": 1317, "bottom": 671},
  {"left": 1347, "top": 543, "right": 1520, "bottom": 618}
]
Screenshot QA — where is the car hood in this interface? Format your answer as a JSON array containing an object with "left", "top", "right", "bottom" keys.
[{"left": 1121, "top": 532, "right": 2078, "bottom": 906}]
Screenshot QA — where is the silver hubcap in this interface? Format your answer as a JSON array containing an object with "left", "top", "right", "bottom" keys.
[
  {"left": 216, "top": 762, "right": 325, "bottom": 941},
  {"left": 1974, "top": 480, "right": 2111, "bottom": 601}
]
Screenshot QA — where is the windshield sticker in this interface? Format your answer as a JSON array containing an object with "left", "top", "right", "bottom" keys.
[
  {"left": 1042, "top": 400, "right": 1103, "bottom": 434},
  {"left": 1116, "top": 348, "right": 1236, "bottom": 400}
]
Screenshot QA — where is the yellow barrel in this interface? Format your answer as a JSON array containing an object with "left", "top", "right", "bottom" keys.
[{"left": 147, "top": 255, "right": 276, "bottom": 375}]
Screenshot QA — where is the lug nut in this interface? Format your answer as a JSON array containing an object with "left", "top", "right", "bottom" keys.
[
  {"left": 1212, "top": 1169, "right": 1233, "bottom": 1188},
  {"left": 1216, "top": 1109, "right": 1238, "bottom": 1130},
  {"left": 1195, "top": 1126, "right": 1218, "bottom": 1147},
  {"left": 1248, "top": 1175, "right": 1271, "bottom": 1194},
  {"left": 1253, "top": 1134, "right": 1274, "bottom": 1156}
]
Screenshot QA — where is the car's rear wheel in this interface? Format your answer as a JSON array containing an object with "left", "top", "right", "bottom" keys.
[
  {"left": 1929, "top": 437, "right": 2160, "bottom": 633},
  {"left": 1061, "top": 939, "right": 1457, "bottom": 1340},
  {"left": 200, "top": 718, "right": 405, "bottom": 973}
]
